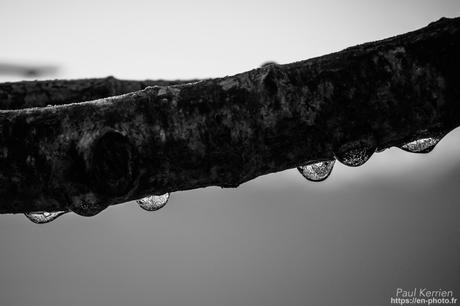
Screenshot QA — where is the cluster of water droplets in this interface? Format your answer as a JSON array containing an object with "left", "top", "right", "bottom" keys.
[
  {"left": 23, "top": 193, "right": 172, "bottom": 224},
  {"left": 297, "top": 159, "right": 335, "bottom": 182},
  {"left": 24, "top": 211, "right": 67, "bottom": 224},
  {"left": 399, "top": 136, "right": 440, "bottom": 153},
  {"left": 137, "top": 193, "right": 170, "bottom": 211},
  {"left": 21, "top": 134, "right": 445, "bottom": 224},
  {"left": 296, "top": 133, "right": 445, "bottom": 182},
  {"left": 296, "top": 146, "right": 374, "bottom": 182}
]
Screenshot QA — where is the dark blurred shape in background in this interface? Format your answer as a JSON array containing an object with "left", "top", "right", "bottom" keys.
[{"left": 0, "top": 62, "right": 58, "bottom": 78}]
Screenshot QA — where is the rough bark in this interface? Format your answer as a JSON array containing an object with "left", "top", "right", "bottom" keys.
[
  {"left": 0, "top": 77, "right": 198, "bottom": 110},
  {"left": 1, "top": 17, "right": 459, "bottom": 215}
]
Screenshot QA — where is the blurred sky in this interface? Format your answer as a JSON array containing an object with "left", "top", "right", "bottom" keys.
[{"left": 1, "top": 1, "right": 460, "bottom": 306}]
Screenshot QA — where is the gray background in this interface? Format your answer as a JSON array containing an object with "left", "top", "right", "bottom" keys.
[{"left": 1, "top": 1, "right": 460, "bottom": 305}]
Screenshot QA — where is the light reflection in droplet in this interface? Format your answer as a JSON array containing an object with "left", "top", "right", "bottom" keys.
[
  {"left": 24, "top": 211, "right": 67, "bottom": 224},
  {"left": 297, "top": 159, "right": 335, "bottom": 182},
  {"left": 400, "top": 137, "right": 440, "bottom": 153},
  {"left": 137, "top": 193, "right": 170, "bottom": 211},
  {"left": 336, "top": 147, "right": 374, "bottom": 167}
]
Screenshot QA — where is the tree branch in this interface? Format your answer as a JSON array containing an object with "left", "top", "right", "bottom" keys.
[
  {"left": 1, "top": 17, "right": 459, "bottom": 215},
  {"left": 0, "top": 77, "right": 198, "bottom": 110}
]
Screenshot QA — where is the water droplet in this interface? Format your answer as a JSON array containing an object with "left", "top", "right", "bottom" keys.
[
  {"left": 24, "top": 211, "right": 67, "bottom": 224},
  {"left": 69, "top": 195, "right": 108, "bottom": 217},
  {"left": 137, "top": 193, "right": 170, "bottom": 211},
  {"left": 297, "top": 159, "right": 335, "bottom": 182},
  {"left": 399, "top": 137, "right": 440, "bottom": 153},
  {"left": 336, "top": 146, "right": 375, "bottom": 167}
]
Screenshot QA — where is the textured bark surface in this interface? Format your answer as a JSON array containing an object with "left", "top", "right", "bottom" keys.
[
  {"left": 0, "top": 77, "right": 198, "bottom": 110},
  {"left": 1, "top": 17, "right": 459, "bottom": 215}
]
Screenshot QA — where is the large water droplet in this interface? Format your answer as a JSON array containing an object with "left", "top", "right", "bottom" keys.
[
  {"left": 297, "top": 159, "right": 335, "bottom": 182},
  {"left": 24, "top": 211, "right": 67, "bottom": 224},
  {"left": 69, "top": 196, "right": 108, "bottom": 217},
  {"left": 336, "top": 146, "right": 375, "bottom": 167},
  {"left": 400, "top": 137, "right": 440, "bottom": 153},
  {"left": 137, "top": 193, "right": 170, "bottom": 211}
]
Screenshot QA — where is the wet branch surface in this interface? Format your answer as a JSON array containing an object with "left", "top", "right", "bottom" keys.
[{"left": 1, "top": 17, "right": 459, "bottom": 215}]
